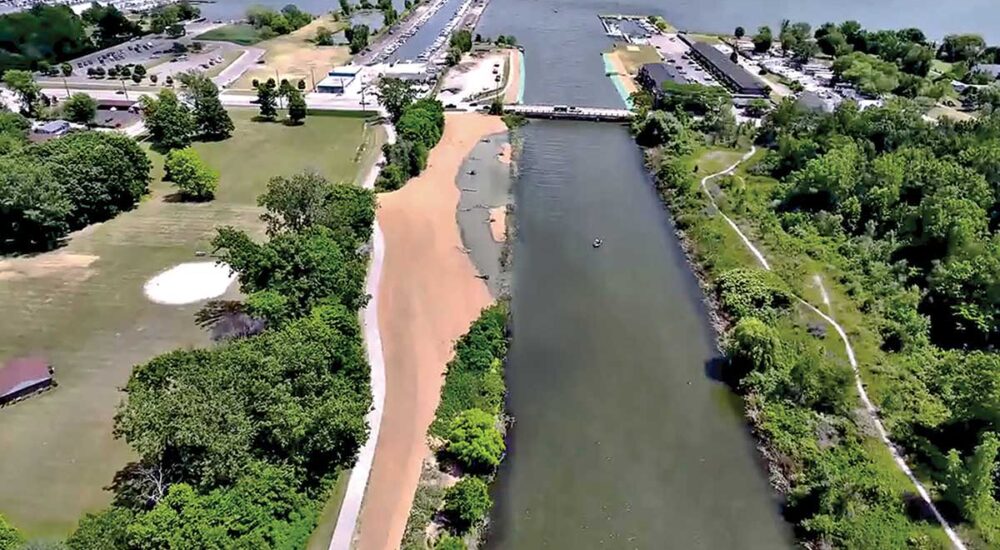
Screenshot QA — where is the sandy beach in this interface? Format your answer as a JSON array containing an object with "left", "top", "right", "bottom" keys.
[
  {"left": 606, "top": 50, "right": 639, "bottom": 95},
  {"left": 489, "top": 207, "right": 507, "bottom": 242},
  {"left": 354, "top": 113, "right": 504, "bottom": 550},
  {"left": 503, "top": 48, "right": 522, "bottom": 104}
]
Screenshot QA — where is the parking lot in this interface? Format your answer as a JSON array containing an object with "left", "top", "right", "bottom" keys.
[
  {"left": 647, "top": 33, "right": 718, "bottom": 87},
  {"left": 45, "top": 36, "right": 246, "bottom": 87}
]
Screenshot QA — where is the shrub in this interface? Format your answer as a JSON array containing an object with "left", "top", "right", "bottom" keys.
[
  {"left": 434, "top": 534, "right": 467, "bottom": 550},
  {"left": 165, "top": 147, "right": 218, "bottom": 200},
  {"left": 447, "top": 408, "right": 504, "bottom": 472},
  {"left": 716, "top": 268, "right": 790, "bottom": 321},
  {"left": 442, "top": 477, "right": 491, "bottom": 533},
  {"left": 725, "top": 317, "right": 780, "bottom": 385}
]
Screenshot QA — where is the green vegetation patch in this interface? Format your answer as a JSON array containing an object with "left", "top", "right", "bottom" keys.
[
  {"left": 196, "top": 23, "right": 266, "bottom": 45},
  {"left": 0, "top": 109, "right": 372, "bottom": 536}
]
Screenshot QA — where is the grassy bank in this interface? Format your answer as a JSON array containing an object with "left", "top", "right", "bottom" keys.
[
  {"left": 644, "top": 139, "right": 954, "bottom": 547},
  {"left": 0, "top": 109, "right": 377, "bottom": 536},
  {"left": 196, "top": 23, "right": 265, "bottom": 45},
  {"left": 400, "top": 302, "right": 510, "bottom": 549}
]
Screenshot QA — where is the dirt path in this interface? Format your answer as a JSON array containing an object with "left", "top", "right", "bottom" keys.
[
  {"left": 354, "top": 113, "right": 503, "bottom": 550},
  {"left": 699, "top": 149, "right": 966, "bottom": 550}
]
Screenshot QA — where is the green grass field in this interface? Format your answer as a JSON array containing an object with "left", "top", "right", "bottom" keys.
[
  {"left": 0, "top": 109, "right": 381, "bottom": 537},
  {"left": 196, "top": 23, "right": 265, "bottom": 45}
]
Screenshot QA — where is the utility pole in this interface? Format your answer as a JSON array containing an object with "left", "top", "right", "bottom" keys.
[
  {"left": 62, "top": 76, "right": 70, "bottom": 98},
  {"left": 121, "top": 77, "right": 129, "bottom": 100}
]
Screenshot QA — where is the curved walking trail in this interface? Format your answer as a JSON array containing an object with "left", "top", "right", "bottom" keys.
[
  {"left": 329, "top": 120, "right": 395, "bottom": 550},
  {"left": 699, "top": 148, "right": 967, "bottom": 550}
]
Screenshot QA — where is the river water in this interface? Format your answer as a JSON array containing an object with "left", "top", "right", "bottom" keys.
[{"left": 200, "top": 0, "right": 990, "bottom": 546}]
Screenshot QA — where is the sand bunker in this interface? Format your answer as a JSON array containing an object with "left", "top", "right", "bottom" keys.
[
  {"left": 0, "top": 253, "right": 98, "bottom": 281},
  {"left": 489, "top": 206, "right": 507, "bottom": 242},
  {"left": 143, "top": 261, "right": 236, "bottom": 305}
]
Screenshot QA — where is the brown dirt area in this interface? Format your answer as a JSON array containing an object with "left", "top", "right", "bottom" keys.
[
  {"left": 489, "top": 207, "right": 507, "bottom": 242},
  {"left": 233, "top": 16, "right": 350, "bottom": 90},
  {"left": 0, "top": 253, "right": 99, "bottom": 281},
  {"left": 607, "top": 44, "right": 663, "bottom": 96},
  {"left": 354, "top": 113, "right": 503, "bottom": 550}
]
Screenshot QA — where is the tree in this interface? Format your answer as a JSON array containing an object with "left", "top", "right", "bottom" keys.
[
  {"left": 634, "top": 111, "right": 691, "bottom": 153},
  {"left": 944, "top": 432, "right": 1000, "bottom": 526},
  {"left": 447, "top": 408, "right": 504, "bottom": 472},
  {"left": 0, "top": 6, "right": 92, "bottom": 75},
  {"left": 734, "top": 26, "right": 745, "bottom": 39},
  {"left": 0, "top": 156, "right": 70, "bottom": 253},
  {"left": 131, "top": 72, "right": 142, "bottom": 84},
  {"left": 256, "top": 170, "right": 375, "bottom": 244},
  {"left": 434, "top": 535, "right": 467, "bottom": 550},
  {"left": 66, "top": 508, "right": 134, "bottom": 550},
  {"left": 212, "top": 226, "right": 368, "bottom": 311},
  {"left": 315, "top": 25, "right": 334, "bottom": 45},
  {"left": 257, "top": 83, "right": 278, "bottom": 120},
  {"left": 0, "top": 514, "right": 24, "bottom": 550},
  {"left": 140, "top": 89, "right": 196, "bottom": 149},
  {"left": 24, "top": 131, "right": 151, "bottom": 228},
  {"left": 346, "top": 23, "right": 369, "bottom": 54},
  {"left": 297, "top": 79, "right": 306, "bottom": 90},
  {"left": 753, "top": 26, "right": 773, "bottom": 54},
  {"left": 179, "top": 72, "right": 234, "bottom": 139},
  {"left": 745, "top": 98, "right": 770, "bottom": 117},
  {"left": 166, "top": 23, "right": 185, "bottom": 38},
  {"left": 381, "top": 5, "right": 397, "bottom": 26},
  {"left": 287, "top": 88, "right": 307, "bottom": 124},
  {"left": 338, "top": 0, "right": 352, "bottom": 15},
  {"left": 938, "top": 33, "right": 986, "bottom": 63},
  {"left": 442, "top": 477, "right": 491, "bottom": 533},
  {"left": 61, "top": 62, "right": 72, "bottom": 76},
  {"left": 83, "top": 3, "right": 140, "bottom": 47},
  {"left": 791, "top": 39, "right": 819, "bottom": 64},
  {"left": 3, "top": 70, "right": 40, "bottom": 115},
  {"left": 377, "top": 77, "right": 416, "bottom": 122},
  {"left": 63, "top": 92, "right": 97, "bottom": 124},
  {"left": 446, "top": 46, "right": 462, "bottom": 66},
  {"left": 725, "top": 317, "right": 780, "bottom": 385},
  {"left": 450, "top": 29, "right": 472, "bottom": 53},
  {"left": 165, "top": 147, "right": 218, "bottom": 200}
]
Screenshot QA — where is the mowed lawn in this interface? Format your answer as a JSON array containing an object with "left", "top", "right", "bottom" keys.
[{"left": 0, "top": 109, "right": 381, "bottom": 536}]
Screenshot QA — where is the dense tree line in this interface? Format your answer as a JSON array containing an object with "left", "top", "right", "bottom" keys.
[
  {"left": 376, "top": 78, "right": 445, "bottom": 191},
  {"left": 141, "top": 73, "right": 234, "bottom": 150},
  {"left": 0, "top": 127, "right": 150, "bottom": 252},
  {"left": 403, "top": 303, "right": 508, "bottom": 549},
  {"left": 65, "top": 171, "right": 376, "bottom": 548},
  {"left": 632, "top": 88, "right": 1000, "bottom": 545},
  {"left": 0, "top": 5, "right": 92, "bottom": 74},
  {"left": 246, "top": 4, "right": 312, "bottom": 40}
]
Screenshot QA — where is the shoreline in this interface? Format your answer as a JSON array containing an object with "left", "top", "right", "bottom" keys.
[{"left": 354, "top": 112, "right": 505, "bottom": 550}]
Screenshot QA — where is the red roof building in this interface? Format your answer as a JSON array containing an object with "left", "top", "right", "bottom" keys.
[{"left": 0, "top": 358, "right": 53, "bottom": 406}]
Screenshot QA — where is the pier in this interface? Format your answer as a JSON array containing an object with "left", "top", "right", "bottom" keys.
[{"left": 503, "top": 104, "right": 633, "bottom": 122}]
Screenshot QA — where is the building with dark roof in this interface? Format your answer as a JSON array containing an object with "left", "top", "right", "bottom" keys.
[
  {"left": 0, "top": 358, "right": 53, "bottom": 406},
  {"left": 683, "top": 39, "right": 768, "bottom": 97},
  {"left": 637, "top": 62, "right": 687, "bottom": 94}
]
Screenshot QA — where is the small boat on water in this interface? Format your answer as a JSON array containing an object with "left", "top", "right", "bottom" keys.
[{"left": 593, "top": 238, "right": 603, "bottom": 248}]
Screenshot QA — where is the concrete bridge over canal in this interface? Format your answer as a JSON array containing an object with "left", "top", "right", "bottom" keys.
[{"left": 504, "top": 104, "right": 634, "bottom": 122}]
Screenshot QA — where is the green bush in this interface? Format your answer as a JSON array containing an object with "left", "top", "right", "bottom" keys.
[
  {"left": 716, "top": 268, "right": 790, "bottom": 321},
  {"left": 447, "top": 408, "right": 504, "bottom": 472},
  {"left": 164, "top": 147, "right": 218, "bottom": 200},
  {"left": 0, "top": 514, "right": 23, "bottom": 550},
  {"left": 442, "top": 477, "right": 491, "bottom": 533},
  {"left": 434, "top": 534, "right": 467, "bottom": 550},
  {"left": 430, "top": 303, "right": 508, "bottom": 437}
]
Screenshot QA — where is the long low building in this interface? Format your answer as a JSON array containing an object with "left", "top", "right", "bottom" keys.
[
  {"left": 681, "top": 37, "right": 768, "bottom": 97},
  {"left": 636, "top": 62, "right": 687, "bottom": 93}
]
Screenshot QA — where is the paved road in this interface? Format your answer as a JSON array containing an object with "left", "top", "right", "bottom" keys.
[{"left": 213, "top": 46, "right": 265, "bottom": 89}]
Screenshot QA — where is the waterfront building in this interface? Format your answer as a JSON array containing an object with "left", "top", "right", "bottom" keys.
[
  {"left": 637, "top": 63, "right": 687, "bottom": 96},
  {"left": 317, "top": 65, "right": 363, "bottom": 94},
  {"left": 680, "top": 37, "right": 768, "bottom": 97}
]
